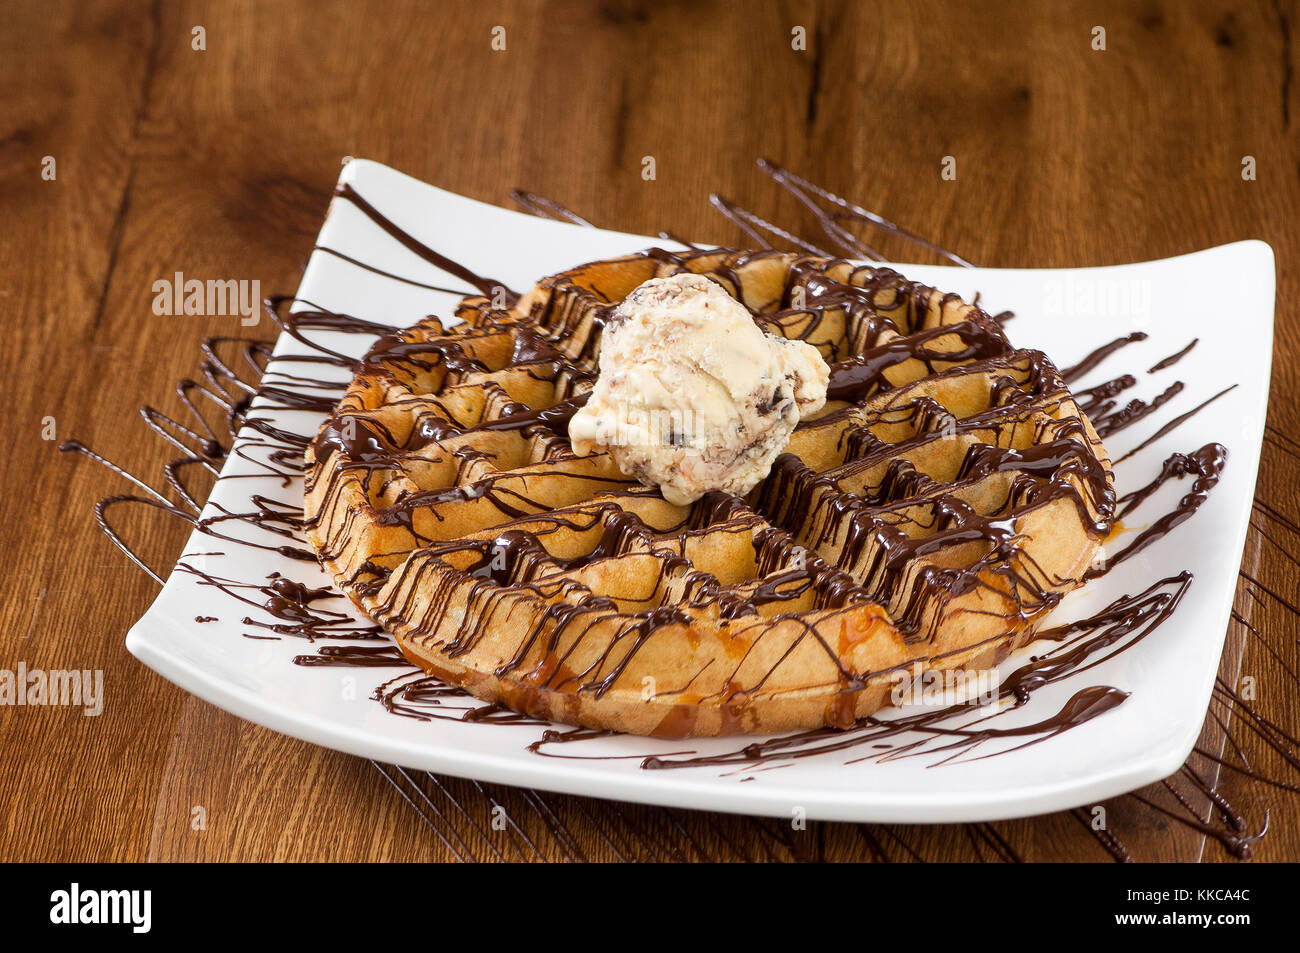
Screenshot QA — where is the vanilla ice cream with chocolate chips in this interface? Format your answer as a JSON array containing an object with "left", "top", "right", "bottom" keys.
[{"left": 568, "top": 272, "right": 829, "bottom": 506}]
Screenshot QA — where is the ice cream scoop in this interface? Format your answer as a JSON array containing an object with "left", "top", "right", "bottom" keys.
[{"left": 568, "top": 272, "right": 829, "bottom": 505}]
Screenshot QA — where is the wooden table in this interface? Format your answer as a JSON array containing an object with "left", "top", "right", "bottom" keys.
[{"left": 2, "top": 0, "right": 1297, "bottom": 862}]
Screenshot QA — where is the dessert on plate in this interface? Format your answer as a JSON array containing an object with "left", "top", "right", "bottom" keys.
[{"left": 304, "top": 249, "right": 1114, "bottom": 737}]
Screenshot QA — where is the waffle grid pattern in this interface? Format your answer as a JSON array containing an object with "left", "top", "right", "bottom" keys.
[{"left": 304, "top": 251, "right": 1114, "bottom": 736}]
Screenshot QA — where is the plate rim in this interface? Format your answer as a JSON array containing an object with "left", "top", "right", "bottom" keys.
[{"left": 122, "top": 160, "right": 1278, "bottom": 824}]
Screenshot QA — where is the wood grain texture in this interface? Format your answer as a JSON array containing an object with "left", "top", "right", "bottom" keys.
[{"left": 1, "top": 0, "right": 1297, "bottom": 861}]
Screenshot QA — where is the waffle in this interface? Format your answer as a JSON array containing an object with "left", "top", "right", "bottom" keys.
[{"left": 303, "top": 250, "right": 1115, "bottom": 737}]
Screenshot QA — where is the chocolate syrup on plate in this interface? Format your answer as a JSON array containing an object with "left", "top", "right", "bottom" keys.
[{"left": 62, "top": 163, "right": 1272, "bottom": 859}]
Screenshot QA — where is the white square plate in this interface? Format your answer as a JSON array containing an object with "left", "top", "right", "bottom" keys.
[{"left": 126, "top": 159, "right": 1274, "bottom": 823}]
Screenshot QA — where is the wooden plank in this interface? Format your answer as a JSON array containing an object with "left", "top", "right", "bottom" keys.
[{"left": 1, "top": 0, "right": 1296, "bottom": 861}]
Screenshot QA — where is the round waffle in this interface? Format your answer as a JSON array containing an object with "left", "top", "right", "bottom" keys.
[{"left": 303, "top": 250, "right": 1115, "bottom": 737}]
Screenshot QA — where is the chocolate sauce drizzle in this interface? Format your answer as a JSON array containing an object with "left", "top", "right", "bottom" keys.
[
  {"left": 62, "top": 160, "right": 1275, "bottom": 861},
  {"left": 333, "top": 183, "right": 518, "bottom": 303},
  {"left": 524, "top": 570, "right": 1190, "bottom": 771},
  {"left": 1060, "top": 331, "right": 1148, "bottom": 384},
  {"left": 1148, "top": 338, "right": 1198, "bottom": 373},
  {"left": 302, "top": 237, "right": 1131, "bottom": 733},
  {"left": 710, "top": 159, "right": 975, "bottom": 267}
]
